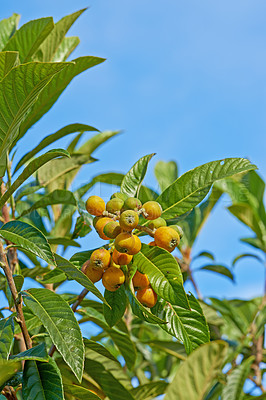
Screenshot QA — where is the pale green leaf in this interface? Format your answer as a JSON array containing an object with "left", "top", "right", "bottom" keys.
[
  {"left": 77, "top": 130, "right": 121, "bottom": 155},
  {"left": 23, "top": 288, "right": 84, "bottom": 382},
  {"left": 0, "top": 221, "right": 55, "bottom": 265},
  {"left": 157, "top": 158, "right": 257, "bottom": 219},
  {"left": 64, "top": 383, "right": 101, "bottom": 399},
  {"left": 0, "top": 359, "right": 20, "bottom": 386},
  {"left": 164, "top": 341, "right": 228, "bottom": 400},
  {"left": 0, "top": 51, "right": 19, "bottom": 79},
  {"left": 0, "top": 317, "right": 14, "bottom": 360},
  {"left": 154, "top": 160, "right": 178, "bottom": 192},
  {"left": 47, "top": 237, "right": 81, "bottom": 248},
  {"left": 121, "top": 153, "right": 155, "bottom": 197},
  {"left": 131, "top": 381, "right": 168, "bottom": 400},
  {"left": 52, "top": 36, "right": 80, "bottom": 62},
  {"left": 221, "top": 357, "right": 254, "bottom": 400},
  {"left": 0, "top": 14, "right": 20, "bottom": 51}
]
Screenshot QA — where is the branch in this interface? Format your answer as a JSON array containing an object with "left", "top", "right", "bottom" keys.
[{"left": 181, "top": 247, "right": 203, "bottom": 300}]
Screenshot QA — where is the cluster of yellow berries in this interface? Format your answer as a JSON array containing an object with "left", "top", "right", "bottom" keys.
[{"left": 81, "top": 192, "right": 183, "bottom": 308}]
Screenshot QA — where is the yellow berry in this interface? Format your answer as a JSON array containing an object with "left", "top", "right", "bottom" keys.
[
  {"left": 90, "top": 248, "right": 111, "bottom": 270},
  {"left": 119, "top": 210, "right": 139, "bottom": 231},
  {"left": 86, "top": 196, "right": 105, "bottom": 216},
  {"left": 136, "top": 288, "right": 157, "bottom": 308},
  {"left": 103, "top": 221, "right": 121, "bottom": 239},
  {"left": 142, "top": 201, "right": 162, "bottom": 220},
  {"left": 132, "top": 270, "right": 150, "bottom": 290},
  {"left": 112, "top": 248, "right": 133, "bottom": 265},
  {"left": 81, "top": 261, "right": 103, "bottom": 283},
  {"left": 102, "top": 266, "right": 125, "bottom": 291},
  {"left": 95, "top": 217, "right": 112, "bottom": 240},
  {"left": 154, "top": 226, "right": 180, "bottom": 252}
]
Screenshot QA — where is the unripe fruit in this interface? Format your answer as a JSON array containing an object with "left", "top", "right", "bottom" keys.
[
  {"left": 148, "top": 241, "right": 156, "bottom": 246},
  {"left": 147, "top": 217, "right": 166, "bottom": 230},
  {"left": 102, "top": 266, "right": 125, "bottom": 291},
  {"left": 86, "top": 196, "right": 105, "bottom": 216},
  {"left": 103, "top": 221, "right": 121, "bottom": 239},
  {"left": 169, "top": 224, "right": 184, "bottom": 239},
  {"left": 82, "top": 261, "right": 103, "bottom": 283},
  {"left": 106, "top": 198, "right": 124, "bottom": 214},
  {"left": 95, "top": 217, "right": 112, "bottom": 240},
  {"left": 112, "top": 248, "right": 133, "bottom": 265},
  {"left": 114, "top": 233, "right": 141, "bottom": 255},
  {"left": 93, "top": 216, "right": 101, "bottom": 228},
  {"left": 154, "top": 226, "right": 180, "bottom": 252},
  {"left": 90, "top": 248, "right": 111, "bottom": 270},
  {"left": 111, "top": 192, "right": 128, "bottom": 202},
  {"left": 123, "top": 197, "right": 142, "bottom": 211},
  {"left": 119, "top": 210, "right": 139, "bottom": 231},
  {"left": 136, "top": 287, "right": 157, "bottom": 308},
  {"left": 142, "top": 201, "right": 162, "bottom": 220},
  {"left": 133, "top": 270, "right": 150, "bottom": 290}
]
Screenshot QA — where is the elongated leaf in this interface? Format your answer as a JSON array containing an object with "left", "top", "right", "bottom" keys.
[
  {"left": 199, "top": 265, "right": 235, "bottom": 282},
  {"left": 0, "top": 148, "right": 69, "bottom": 208},
  {"left": 19, "top": 56, "right": 105, "bottom": 139},
  {"left": 194, "top": 251, "right": 215, "bottom": 261},
  {"left": 221, "top": 357, "right": 254, "bottom": 400},
  {"left": 0, "top": 14, "right": 20, "bottom": 51},
  {"left": 131, "top": 381, "right": 168, "bottom": 400},
  {"left": 134, "top": 243, "right": 189, "bottom": 309},
  {"left": 71, "top": 214, "right": 92, "bottom": 239},
  {"left": 64, "top": 384, "right": 102, "bottom": 399},
  {"left": 3, "top": 17, "right": 54, "bottom": 62},
  {"left": 38, "top": 268, "right": 66, "bottom": 285},
  {"left": 14, "top": 123, "right": 98, "bottom": 173},
  {"left": 0, "top": 221, "right": 55, "bottom": 265},
  {"left": 35, "top": 9, "right": 86, "bottom": 62},
  {"left": 154, "top": 160, "right": 178, "bottom": 192},
  {"left": 77, "top": 130, "right": 121, "bottom": 155},
  {"left": 47, "top": 237, "right": 81, "bottom": 248},
  {"left": 0, "top": 60, "right": 70, "bottom": 176},
  {"left": 104, "top": 286, "right": 127, "bottom": 327},
  {"left": 0, "top": 317, "right": 14, "bottom": 360},
  {"left": 0, "top": 359, "right": 20, "bottom": 386},
  {"left": 164, "top": 341, "right": 228, "bottom": 400},
  {"left": 152, "top": 294, "right": 210, "bottom": 355},
  {"left": 147, "top": 340, "right": 187, "bottom": 360},
  {"left": 232, "top": 253, "right": 263, "bottom": 266},
  {"left": 54, "top": 254, "right": 108, "bottom": 305},
  {"left": 121, "top": 153, "right": 155, "bottom": 197},
  {"left": 0, "top": 51, "right": 19, "bottom": 79},
  {"left": 19, "top": 189, "right": 77, "bottom": 218},
  {"left": 241, "top": 237, "right": 266, "bottom": 252},
  {"left": 11, "top": 342, "right": 48, "bottom": 362},
  {"left": 228, "top": 203, "right": 266, "bottom": 241},
  {"left": 157, "top": 158, "right": 257, "bottom": 219},
  {"left": 23, "top": 288, "right": 84, "bottom": 381},
  {"left": 22, "top": 357, "right": 64, "bottom": 400},
  {"left": 5, "top": 274, "right": 24, "bottom": 307},
  {"left": 52, "top": 36, "right": 80, "bottom": 62},
  {"left": 75, "top": 172, "right": 124, "bottom": 199}
]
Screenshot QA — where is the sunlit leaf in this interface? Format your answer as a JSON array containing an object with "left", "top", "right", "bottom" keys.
[{"left": 154, "top": 160, "right": 178, "bottom": 192}]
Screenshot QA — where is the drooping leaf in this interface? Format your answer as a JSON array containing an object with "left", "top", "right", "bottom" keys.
[
  {"left": 54, "top": 254, "right": 108, "bottom": 305},
  {"left": 0, "top": 359, "right": 20, "bottom": 386},
  {"left": 63, "top": 384, "right": 102, "bottom": 399},
  {"left": 18, "top": 189, "right": 77, "bottom": 218},
  {"left": 0, "top": 221, "right": 55, "bottom": 266},
  {"left": 131, "top": 381, "right": 168, "bottom": 400},
  {"left": 22, "top": 357, "right": 64, "bottom": 400},
  {"left": 3, "top": 17, "right": 54, "bottom": 62},
  {"left": 0, "top": 51, "right": 19, "bottom": 79},
  {"left": 134, "top": 243, "right": 189, "bottom": 309},
  {"left": 152, "top": 294, "right": 210, "bottom": 355},
  {"left": 14, "top": 123, "right": 98, "bottom": 173},
  {"left": 104, "top": 285, "right": 127, "bottom": 327},
  {"left": 121, "top": 153, "right": 155, "bottom": 197},
  {"left": 52, "top": 36, "right": 80, "bottom": 62},
  {"left": 10, "top": 342, "right": 48, "bottom": 362},
  {"left": 0, "top": 317, "right": 14, "bottom": 360},
  {"left": 240, "top": 237, "right": 266, "bottom": 252},
  {"left": 0, "top": 149, "right": 70, "bottom": 208},
  {"left": 47, "top": 237, "right": 81, "bottom": 248},
  {"left": 232, "top": 253, "right": 263, "bottom": 266},
  {"left": 221, "top": 357, "right": 254, "bottom": 400},
  {"left": 0, "top": 14, "right": 20, "bottom": 51},
  {"left": 157, "top": 158, "right": 257, "bottom": 219},
  {"left": 75, "top": 172, "right": 124, "bottom": 199},
  {"left": 164, "top": 341, "right": 228, "bottom": 400},
  {"left": 193, "top": 251, "right": 215, "bottom": 261},
  {"left": 199, "top": 264, "right": 235, "bottom": 282},
  {"left": 0, "top": 61, "right": 70, "bottom": 176},
  {"left": 154, "top": 160, "right": 178, "bottom": 192},
  {"left": 23, "top": 288, "right": 84, "bottom": 381}
]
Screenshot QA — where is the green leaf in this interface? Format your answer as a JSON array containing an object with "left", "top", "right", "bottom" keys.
[
  {"left": 3, "top": 17, "right": 54, "bottom": 62},
  {"left": 221, "top": 357, "right": 254, "bottom": 400},
  {"left": 23, "top": 288, "right": 84, "bottom": 382},
  {"left": 157, "top": 158, "right": 257, "bottom": 219},
  {"left": 54, "top": 254, "right": 108, "bottom": 306},
  {"left": 103, "top": 286, "right": 127, "bottom": 327},
  {"left": 121, "top": 153, "right": 155, "bottom": 197},
  {"left": 75, "top": 172, "right": 124, "bottom": 199},
  {"left": 152, "top": 294, "right": 210, "bottom": 355},
  {"left": 0, "top": 317, "right": 14, "bottom": 360},
  {"left": 0, "top": 149, "right": 69, "bottom": 207},
  {"left": 131, "top": 381, "right": 168, "bottom": 400},
  {"left": 22, "top": 357, "right": 64, "bottom": 400},
  {"left": 19, "top": 56, "right": 105, "bottom": 139},
  {"left": 0, "top": 359, "right": 20, "bottom": 386},
  {"left": 5, "top": 274, "right": 24, "bottom": 307},
  {"left": 194, "top": 251, "right": 215, "bottom": 261},
  {"left": 154, "top": 160, "right": 178, "bottom": 192},
  {"left": 77, "top": 129, "right": 121, "bottom": 155},
  {"left": 10, "top": 342, "right": 48, "bottom": 362},
  {"left": 0, "top": 221, "right": 55, "bottom": 266},
  {"left": 199, "top": 264, "right": 235, "bottom": 282},
  {"left": 164, "top": 341, "right": 228, "bottom": 400},
  {"left": 147, "top": 340, "right": 187, "bottom": 360},
  {"left": 47, "top": 237, "right": 81, "bottom": 248},
  {"left": 37, "top": 268, "right": 66, "bottom": 285},
  {"left": 232, "top": 253, "right": 263, "bottom": 266},
  {"left": 52, "top": 36, "right": 80, "bottom": 62},
  {"left": 35, "top": 9, "right": 86, "bottom": 62},
  {"left": 71, "top": 214, "right": 92, "bottom": 239},
  {"left": 0, "top": 51, "right": 19, "bottom": 79},
  {"left": 14, "top": 123, "right": 98, "bottom": 173},
  {"left": 240, "top": 237, "right": 266, "bottom": 252},
  {"left": 134, "top": 243, "right": 189, "bottom": 309},
  {"left": 63, "top": 384, "right": 102, "bottom": 399},
  {"left": 0, "top": 14, "right": 20, "bottom": 51},
  {"left": 18, "top": 189, "right": 77, "bottom": 218},
  {"left": 0, "top": 62, "right": 70, "bottom": 176}
]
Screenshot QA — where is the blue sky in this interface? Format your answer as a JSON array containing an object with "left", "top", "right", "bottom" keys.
[{"left": 1, "top": 1, "right": 266, "bottom": 303}]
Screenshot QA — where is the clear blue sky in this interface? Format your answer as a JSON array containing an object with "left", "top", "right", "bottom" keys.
[{"left": 1, "top": 1, "right": 266, "bottom": 303}]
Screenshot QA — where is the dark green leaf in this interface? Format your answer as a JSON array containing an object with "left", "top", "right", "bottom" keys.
[
  {"left": 47, "top": 237, "right": 81, "bottom": 248},
  {"left": 37, "top": 268, "right": 66, "bottom": 285},
  {"left": 104, "top": 285, "right": 127, "bottom": 327},
  {"left": 233, "top": 253, "right": 263, "bottom": 266},
  {"left": 0, "top": 317, "right": 14, "bottom": 360},
  {"left": 10, "top": 342, "right": 48, "bottom": 362},
  {"left": 154, "top": 160, "right": 178, "bottom": 192},
  {"left": 5, "top": 274, "right": 24, "bottom": 307},
  {"left": 199, "top": 264, "right": 235, "bottom": 282}
]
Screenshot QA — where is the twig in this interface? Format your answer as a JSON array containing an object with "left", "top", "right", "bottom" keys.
[{"left": 182, "top": 247, "right": 203, "bottom": 300}]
